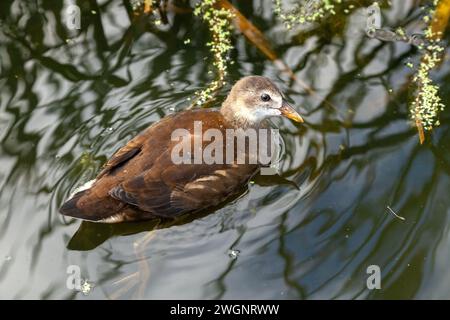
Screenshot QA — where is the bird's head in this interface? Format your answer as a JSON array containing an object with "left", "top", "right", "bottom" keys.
[{"left": 221, "top": 76, "right": 304, "bottom": 126}]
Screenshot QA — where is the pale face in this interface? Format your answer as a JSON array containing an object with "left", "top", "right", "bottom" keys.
[{"left": 235, "top": 88, "right": 284, "bottom": 123}]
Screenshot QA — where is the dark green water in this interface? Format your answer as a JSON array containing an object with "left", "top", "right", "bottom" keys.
[{"left": 1, "top": 0, "right": 450, "bottom": 299}]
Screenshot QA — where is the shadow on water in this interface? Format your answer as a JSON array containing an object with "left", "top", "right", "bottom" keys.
[
  {"left": 1, "top": 0, "right": 450, "bottom": 299},
  {"left": 67, "top": 187, "right": 242, "bottom": 251}
]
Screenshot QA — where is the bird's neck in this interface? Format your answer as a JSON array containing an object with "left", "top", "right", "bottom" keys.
[{"left": 220, "top": 97, "right": 263, "bottom": 129}]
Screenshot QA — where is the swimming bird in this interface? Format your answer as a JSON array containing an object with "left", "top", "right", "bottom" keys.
[{"left": 59, "top": 76, "right": 304, "bottom": 223}]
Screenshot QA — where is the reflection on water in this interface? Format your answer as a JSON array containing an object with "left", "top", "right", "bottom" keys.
[{"left": 0, "top": 0, "right": 450, "bottom": 299}]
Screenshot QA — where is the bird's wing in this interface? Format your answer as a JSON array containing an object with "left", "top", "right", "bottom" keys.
[
  {"left": 97, "top": 113, "right": 179, "bottom": 179},
  {"left": 97, "top": 135, "right": 143, "bottom": 178},
  {"left": 108, "top": 151, "right": 259, "bottom": 218}
]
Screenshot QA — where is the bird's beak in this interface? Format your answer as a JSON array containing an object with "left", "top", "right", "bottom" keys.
[{"left": 280, "top": 99, "right": 304, "bottom": 123}]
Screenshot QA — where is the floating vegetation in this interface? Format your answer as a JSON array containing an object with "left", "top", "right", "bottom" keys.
[
  {"left": 79, "top": 279, "right": 95, "bottom": 295},
  {"left": 273, "top": 0, "right": 343, "bottom": 29},
  {"left": 410, "top": 47, "right": 445, "bottom": 130},
  {"left": 193, "top": 0, "right": 234, "bottom": 106},
  {"left": 410, "top": 0, "right": 448, "bottom": 141}
]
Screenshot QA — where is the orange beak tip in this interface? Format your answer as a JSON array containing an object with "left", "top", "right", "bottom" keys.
[{"left": 280, "top": 101, "right": 304, "bottom": 123}]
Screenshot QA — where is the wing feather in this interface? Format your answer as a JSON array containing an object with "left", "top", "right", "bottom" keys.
[{"left": 109, "top": 151, "right": 259, "bottom": 218}]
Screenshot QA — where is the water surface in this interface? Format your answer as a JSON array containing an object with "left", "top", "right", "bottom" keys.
[{"left": 1, "top": 0, "right": 450, "bottom": 299}]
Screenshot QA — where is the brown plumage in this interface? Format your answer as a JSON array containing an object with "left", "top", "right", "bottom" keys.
[{"left": 59, "top": 76, "right": 303, "bottom": 223}]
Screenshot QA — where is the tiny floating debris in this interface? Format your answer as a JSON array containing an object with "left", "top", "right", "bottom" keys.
[
  {"left": 4, "top": 255, "right": 12, "bottom": 262},
  {"left": 228, "top": 249, "right": 240, "bottom": 260},
  {"left": 80, "top": 279, "right": 94, "bottom": 296},
  {"left": 386, "top": 206, "right": 406, "bottom": 221}
]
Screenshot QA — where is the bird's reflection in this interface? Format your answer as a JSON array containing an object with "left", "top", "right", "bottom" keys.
[{"left": 67, "top": 206, "right": 219, "bottom": 250}]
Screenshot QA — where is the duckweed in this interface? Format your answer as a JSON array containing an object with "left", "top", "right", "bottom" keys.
[
  {"left": 193, "top": 0, "right": 234, "bottom": 106},
  {"left": 273, "top": 0, "right": 342, "bottom": 29},
  {"left": 410, "top": 0, "right": 446, "bottom": 131}
]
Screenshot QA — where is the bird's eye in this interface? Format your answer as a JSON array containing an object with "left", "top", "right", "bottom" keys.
[{"left": 261, "top": 93, "right": 271, "bottom": 102}]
